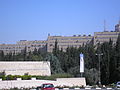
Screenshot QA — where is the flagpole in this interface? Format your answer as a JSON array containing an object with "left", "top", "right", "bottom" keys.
[{"left": 81, "top": 72, "right": 83, "bottom": 77}]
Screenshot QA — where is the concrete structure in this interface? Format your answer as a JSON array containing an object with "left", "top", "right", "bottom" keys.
[
  {"left": 0, "top": 40, "right": 47, "bottom": 55},
  {"left": 0, "top": 22, "right": 120, "bottom": 54},
  {"left": 47, "top": 35, "right": 93, "bottom": 52},
  {"left": 0, "top": 44, "right": 25, "bottom": 55},
  {"left": 0, "top": 78, "right": 86, "bottom": 89},
  {"left": 94, "top": 31, "right": 120, "bottom": 45},
  {"left": 0, "top": 61, "right": 51, "bottom": 76},
  {"left": 17, "top": 40, "right": 47, "bottom": 53}
]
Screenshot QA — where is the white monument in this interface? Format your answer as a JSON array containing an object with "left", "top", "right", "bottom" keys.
[{"left": 80, "top": 53, "right": 84, "bottom": 77}]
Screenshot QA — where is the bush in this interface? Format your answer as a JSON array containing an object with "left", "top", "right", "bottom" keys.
[
  {"left": 22, "top": 75, "right": 32, "bottom": 80},
  {"left": 0, "top": 73, "right": 73, "bottom": 80}
]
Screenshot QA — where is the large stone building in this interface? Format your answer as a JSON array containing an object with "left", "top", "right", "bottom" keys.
[
  {"left": 0, "top": 22, "right": 120, "bottom": 54},
  {"left": 94, "top": 31, "right": 120, "bottom": 45},
  {"left": 17, "top": 40, "right": 47, "bottom": 53},
  {"left": 47, "top": 35, "right": 93, "bottom": 52},
  {"left": 0, "top": 40, "right": 47, "bottom": 55},
  {"left": 0, "top": 44, "right": 25, "bottom": 55}
]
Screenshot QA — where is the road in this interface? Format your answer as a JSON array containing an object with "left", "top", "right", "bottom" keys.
[
  {"left": 57, "top": 88, "right": 120, "bottom": 90},
  {"left": 56, "top": 88, "right": 120, "bottom": 90},
  {"left": 32, "top": 88, "right": 120, "bottom": 90}
]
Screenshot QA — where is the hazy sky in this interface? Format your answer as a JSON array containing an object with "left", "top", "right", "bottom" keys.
[{"left": 0, "top": 0, "right": 120, "bottom": 44}]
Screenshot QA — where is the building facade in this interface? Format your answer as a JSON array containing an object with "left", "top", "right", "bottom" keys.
[
  {"left": 0, "top": 23, "right": 120, "bottom": 54},
  {"left": 94, "top": 31, "right": 120, "bottom": 45},
  {"left": 0, "top": 44, "right": 25, "bottom": 55},
  {"left": 17, "top": 40, "right": 47, "bottom": 53},
  {"left": 47, "top": 35, "right": 93, "bottom": 52},
  {"left": 0, "top": 40, "right": 47, "bottom": 55}
]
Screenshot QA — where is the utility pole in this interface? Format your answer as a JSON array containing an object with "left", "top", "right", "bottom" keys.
[{"left": 96, "top": 53, "right": 103, "bottom": 85}]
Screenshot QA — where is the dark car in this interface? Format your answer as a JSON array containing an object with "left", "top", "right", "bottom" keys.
[{"left": 37, "top": 83, "right": 55, "bottom": 90}]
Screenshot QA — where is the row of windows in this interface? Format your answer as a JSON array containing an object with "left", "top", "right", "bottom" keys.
[
  {"left": 95, "top": 37, "right": 118, "bottom": 39},
  {"left": 0, "top": 49, "right": 21, "bottom": 51},
  {"left": 0, "top": 46, "right": 26, "bottom": 48},
  {"left": 49, "top": 44, "right": 82, "bottom": 47},
  {"left": 0, "top": 45, "right": 46, "bottom": 50},
  {"left": 49, "top": 37, "right": 93, "bottom": 40},
  {"left": 1, "top": 50, "right": 21, "bottom": 52},
  {"left": 49, "top": 40, "right": 90, "bottom": 43},
  {"left": 31, "top": 45, "right": 46, "bottom": 47},
  {"left": 95, "top": 33, "right": 119, "bottom": 36},
  {"left": 0, "top": 47, "right": 25, "bottom": 49}
]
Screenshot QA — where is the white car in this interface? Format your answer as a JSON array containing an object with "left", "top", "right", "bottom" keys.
[{"left": 116, "top": 81, "right": 120, "bottom": 88}]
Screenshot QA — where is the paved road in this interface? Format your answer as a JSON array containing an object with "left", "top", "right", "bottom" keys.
[
  {"left": 58, "top": 88, "right": 120, "bottom": 90},
  {"left": 31, "top": 88, "right": 120, "bottom": 90},
  {"left": 57, "top": 88, "right": 120, "bottom": 90}
]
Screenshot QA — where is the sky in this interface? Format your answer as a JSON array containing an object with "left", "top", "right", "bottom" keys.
[{"left": 0, "top": 0, "right": 120, "bottom": 44}]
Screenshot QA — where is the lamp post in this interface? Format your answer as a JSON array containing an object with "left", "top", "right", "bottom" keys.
[{"left": 96, "top": 53, "right": 103, "bottom": 85}]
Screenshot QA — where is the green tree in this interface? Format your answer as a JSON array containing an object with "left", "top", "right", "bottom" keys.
[
  {"left": 33, "top": 48, "right": 38, "bottom": 55},
  {"left": 44, "top": 53, "right": 63, "bottom": 74},
  {"left": 115, "top": 33, "right": 120, "bottom": 69},
  {"left": 85, "top": 68, "right": 99, "bottom": 85},
  {"left": 53, "top": 39, "right": 59, "bottom": 56},
  {"left": 21, "top": 46, "right": 27, "bottom": 60},
  {"left": 114, "top": 33, "right": 120, "bottom": 81},
  {"left": 0, "top": 50, "right": 4, "bottom": 60}
]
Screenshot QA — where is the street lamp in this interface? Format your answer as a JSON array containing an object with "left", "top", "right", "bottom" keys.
[{"left": 96, "top": 53, "right": 103, "bottom": 85}]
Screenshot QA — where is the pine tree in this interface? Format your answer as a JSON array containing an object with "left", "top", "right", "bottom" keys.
[
  {"left": 0, "top": 50, "right": 4, "bottom": 60},
  {"left": 53, "top": 39, "right": 59, "bottom": 56},
  {"left": 33, "top": 48, "right": 38, "bottom": 55},
  {"left": 44, "top": 53, "right": 63, "bottom": 74},
  {"left": 115, "top": 33, "right": 120, "bottom": 81},
  {"left": 116, "top": 33, "right": 120, "bottom": 68}
]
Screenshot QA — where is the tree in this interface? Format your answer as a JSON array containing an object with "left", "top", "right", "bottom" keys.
[
  {"left": 114, "top": 33, "right": 120, "bottom": 82},
  {"left": 44, "top": 53, "right": 63, "bottom": 74},
  {"left": 0, "top": 50, "right": 4, "bottom": 60},
  {"left": 21, "top": 46, "right": 27, "bottom": 60},
  {"left": 53, "top": 39, "right": 59, "bottom": 56},
  {"left": 85, "top": 68, "right": 99, "bottom": 85},
  {"left": 33, "top": 48, "right": 38, "bottom": 55},
  {"left": 115, "top": 33, "right": 120, "bottom": 68}
]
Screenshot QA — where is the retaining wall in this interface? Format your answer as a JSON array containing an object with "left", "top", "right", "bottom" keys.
[
  {"left": 0, "top": 78, "right": 86, "bottom": 89},
  {"left": 0, "top": 61, "right": 51, "bottom": 76}
]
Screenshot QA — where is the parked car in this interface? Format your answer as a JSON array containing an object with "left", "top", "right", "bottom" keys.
[
  {"left": 37, "top": 83, "right": 55, "bottom": 90},
  {"left": 116, "top": 81, "right": 120, "bottom": 88}
]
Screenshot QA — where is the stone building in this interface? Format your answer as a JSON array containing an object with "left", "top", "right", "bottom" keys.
[
  {"left": 0, "top": 44, "right": 25, "bottom": 55},
  {"left": 94, "top": 31, "right": 120, "bottom": 45},
  {"left": 0, "top": 40, "right": 47, "bottom": 55},
  {"left": 47, "top": 35, "right": 93, "bottom": 52},
  {"left": 0, "top": 22, "right": 120, "bottom": 54},
  {"left": 17, "top": 40, "right": 47, "bottom": 53}
]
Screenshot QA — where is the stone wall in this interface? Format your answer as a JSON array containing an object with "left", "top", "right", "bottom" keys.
[
  {"left": 0, "top": 61, "right": 51, "bottom": 76},
  {"left": 0, "top": 78, "right": 86, "bottom": 89}
]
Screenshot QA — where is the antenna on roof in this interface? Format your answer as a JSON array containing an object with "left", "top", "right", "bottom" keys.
[{"left": 104, "top": 20, "right": 107, "bottom": 32}]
